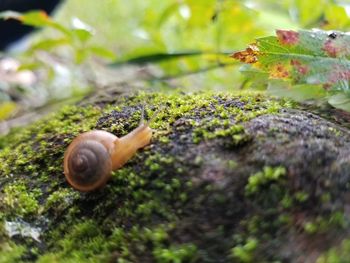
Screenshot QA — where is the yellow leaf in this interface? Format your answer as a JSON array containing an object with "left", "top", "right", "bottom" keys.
[{"left": 0, "top": 102, "right": 17, "bottom": 120}]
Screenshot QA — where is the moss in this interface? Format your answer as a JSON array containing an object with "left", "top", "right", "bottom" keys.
[
  {"left": 37, "top": 222, "right": 191, "bottom": 263},
  {"left": 317, "top": 239, "right": 350, "bottom": 263},
  {"left": 4, "top": 91, "right": 342, "bottom": 262},
  {"left": 153, "top": 243, "right": 198, "bottom": 263},
  {"left": 2, "top": 183, "right": 41, "bottom": 217},
  {"left": 245, "top": 166, "right": 286, "bottom": 195},
  {"left": 0, "top": 242, "right": 25, "bottom": 263},
  {"left": 0, "top": 222, "right": 25, "bottom": 262},
  {"left": 294, "top": 191, "right": 309, "bottom": 203},
  {"left": 231, "top": 237, "right": 258, "bottom": 263},
  {"left": 189, "top": 94, "right": 288, "bottom": 145},
  {"left": 303, "top": 211, "right": 347, "bottom": 234},
  {"left": 45, "top": 189, "right": 80, "bottom": 215}
]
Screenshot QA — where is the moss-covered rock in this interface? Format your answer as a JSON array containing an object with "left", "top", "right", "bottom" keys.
[{"left": 0, "top": 92, "right": 349, "bottom": 262}]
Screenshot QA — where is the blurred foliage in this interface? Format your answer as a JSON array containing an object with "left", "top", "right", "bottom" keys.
[
  {"left": 0, "top": 10, "right": 116, "bottom": 118},
  {"left": 0, "top": 102, "right": 16, "bottom": 121},
  {"left": 53, "top": 0, "right": 350, "bottom": 54},
  {"left": 1, "top": 0, "right": 350, "bottom": 120}
]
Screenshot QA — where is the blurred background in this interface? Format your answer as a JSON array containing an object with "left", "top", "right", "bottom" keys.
[{"left": 1, "top": 0, "right": 350, "bottom": 132}]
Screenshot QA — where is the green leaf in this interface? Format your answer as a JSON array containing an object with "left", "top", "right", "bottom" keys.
[
  {"left": 111, "top": 51, "right": 227, "bottom": 66},
  {"left": 74, "top": 49, "right": 89, "bottom": 64},
  {"left": 88, "top": 46, "right": 116, "bottom": 60},
  {"left": 158, "top": 2, "right": 181, "bottom": 27},
  {"left": 293, "top": 0, "right": 327, "bottom": 27},
  {"left": 239, "top": 65, "right": 269, "bottom": 90},
  {"left": 328, "top": 93, "right": 350, "bottom": 111},
  {"left": 267, "top": 80, "right": 327, "bottom": 102},
  {"left": 240, "top": 65, "right": 269, "bottom": 80},
  {"left": 183, "top": 0, "right": 216, "bottom": 27},
  {"left": 324, "top": 5, "right": 350, "bottom": 30},
  {"left": 71, "top": 29, "right": 93, "bottom": 43},
  {"left": 17, "top": 11, "right": 52, "bottom": 27},
  {"left": 29, "top": 38, "right": 70, "bottom": 51},
  {"left": 17, "top": 63, "right": 42, "bottom": 71},
  {"left": 0, "top": 10, "right": 72, "bottom": 37}
]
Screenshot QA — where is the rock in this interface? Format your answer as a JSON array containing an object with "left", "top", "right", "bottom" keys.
[{"left": 0, "top": 92, "right": 349, "bottom": 262}]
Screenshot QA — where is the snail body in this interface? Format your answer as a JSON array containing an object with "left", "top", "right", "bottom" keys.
[{"left": 64, "top": 123, "right": 152, "bottom": 192}]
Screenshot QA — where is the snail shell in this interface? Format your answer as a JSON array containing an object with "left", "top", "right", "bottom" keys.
[
  {"left": 64, "top": 124, "right": 152, "bottom": 192},
  {"left": 64, "top": 131, "right": 117, "bottom": 192}
]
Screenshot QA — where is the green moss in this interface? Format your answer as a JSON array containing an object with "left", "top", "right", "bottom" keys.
[
  {"left": 192, "top": 123, "right": 250, "bottom": 145},
  {"left": 37, "top": 221, "right": 107, "bottom": 263},
  {"left": 245, "top": 166, "right": 286, "bottom": 195},
  {"left": 45, "top": 189, "right": 80, "bottom": 215},
  {"left": 231, "top": 237, "right": 258, "bottom": 263},
  {"left": 317, "top": 239, "right": 350, "bottom": 263},
  {"left": 39, "top": 222, "right": 191, "bottom": 263},
  {"left": 294, "top": 191, "right": 309, "bottom": 203},
  {"left": 2, "top": 182, "right": 41, "bottom": 217},
  {"left": 153, "top": 243, "right": 198, "bottom": 263},
  {"left": 303, "top": 211, "right": 347, "bottom": 234},
  {"left": 0, "top": 242, "right": 25, "bottom": 263},
  {"left": 0, "top": 92, "right": 293, "bottom": 262},
  {"left": 188, "top": 93, "right": 289, "bottom": 145}
]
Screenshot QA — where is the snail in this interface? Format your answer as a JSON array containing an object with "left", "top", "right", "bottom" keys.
[{"left": 64, "top": 107, "right": 156, "bottom": 192}]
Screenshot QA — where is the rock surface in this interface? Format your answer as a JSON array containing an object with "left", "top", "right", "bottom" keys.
[{"left": 0, "top": 92, "right": 350, "bottom": 263}]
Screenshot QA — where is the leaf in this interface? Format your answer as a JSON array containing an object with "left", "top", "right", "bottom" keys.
[
  {"left": 0, "top": 10, "right": 72, "bottom": 37},
  {"left": 267, "top": 80, "right": 327, "bottom": 102},
  {"left": 74, "top": 49, "right": 89, "bottom": 64},
  {"left": 71, "top": 29, "right": 93, "bottom": 43},
  {"left": 293, "top": 0, "right": 327, "bottom": 27},
  {"left": 232, "top": 29, "right": 350, "bottom": 91},
  {"left": 324, "top": 5, "right": 350, "bottom": 30},
  {"left": 183, "top": 0, "right": 216, "bottom": 27},
  {"left": 29, "top": 38, "right": 70, "bottom": 51},
  {"left": 157, "top": 2, "right": 181, "bottom": 27},
  {"left": 239, "top": 65, "right": 269, "bottom": 90},
  {"left": 0, "top": 102, "right": 17, "bottom": 121},
  {"left": 18, "top": 63, "right": 42, "bottom": 71},
  {"left": 240, "top": 65, "right": 269, "bottom": 80},
  {"left": 328, "top": 93, "right": 350, "bottom": 111},
  {"left": 16, "top": 10, "right": 51, "bottom": 27},
  {"left": 88, "top": 46, "right": 116, "bottom": 60},
  {"left": 111, "top": 51, "right": 229, "bottom": 66}
]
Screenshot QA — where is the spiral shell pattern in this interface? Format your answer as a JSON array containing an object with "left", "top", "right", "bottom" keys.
[{"left": 64, "top": 139, "right": 112, "bottom": 192}]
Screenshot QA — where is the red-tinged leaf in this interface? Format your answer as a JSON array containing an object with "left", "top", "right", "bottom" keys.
[
  {"left": 230, "top": 44, "right": 260, "bottom": 64},
  {"left": 19, "top": 11, "right": 50, "bottom": 26},
  {"left": 232, "top": 29, "right": 350, "bottom": 91},
  {"left": 276, "top": 30, "right": 299, "bottom": 45}
]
